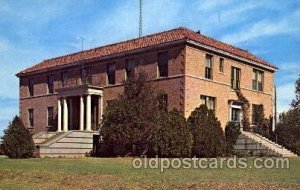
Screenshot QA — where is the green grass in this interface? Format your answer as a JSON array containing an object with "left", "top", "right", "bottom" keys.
[{"left": 0, "top": 156, "right": 299, "bottom": 189}]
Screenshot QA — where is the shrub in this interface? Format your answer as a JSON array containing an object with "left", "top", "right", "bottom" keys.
[
  {"left": 252, "top": 118, "right": 270, "bottom": 138},
  {"left": 100, "top": 71, "right": 161, "bottom": 156},
  {"left": 188, "top": 105, "right": 225, "bottom": 157},
  {"left": 148, "top": 110, "right": 193, "bottom": 157},
  {"left": 2, "top": 116, "right": 35, "bottom": 158},
  {"left": 225, "top": 122, "right": 241, "bottom": 152}
]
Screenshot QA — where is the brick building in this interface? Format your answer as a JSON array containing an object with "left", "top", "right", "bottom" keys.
[{"left": 16, "top": 27, "right": 277, "bottom": 134}]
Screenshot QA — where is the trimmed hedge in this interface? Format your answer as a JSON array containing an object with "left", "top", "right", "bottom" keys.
[
  {"left": 148, "top": 110, "right": 193, "bottom": 157},
  {"left": 188, "top": 105, "right": 225, "bottom": 157}
]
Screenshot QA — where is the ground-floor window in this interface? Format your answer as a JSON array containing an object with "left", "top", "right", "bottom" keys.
[
  {"left": 47, "top": 107, "right": 54, "bottom": 127},
  {"left": 200, "top": 95, "right": 216, "bottom": 111},
  {"left": 28, "top": 109, "right": 34, "bottom": 127},
  {"left": 231, "top": 108, "right": 241, "bottom": 122}
]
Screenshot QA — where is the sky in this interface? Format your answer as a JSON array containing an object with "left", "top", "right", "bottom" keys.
[{"left": 0, "top": 0, "right": 299, "bottom": 137}]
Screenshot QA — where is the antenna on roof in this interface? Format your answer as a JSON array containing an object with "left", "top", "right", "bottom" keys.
[
  {"left": 139, "top": 0, "right": 143, "bottom": 38},
  {"left": 79, "top": 36, "right": 85, "bottom": 51}
]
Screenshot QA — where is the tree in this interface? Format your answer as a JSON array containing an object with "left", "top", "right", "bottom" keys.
[
  {"left": 100, "top": 71, "right": 161, "bottom": 156},
  {"left": 252, "top": 104, "right": 265, "bottom": 126},
  {"left": 2, "top": 116, "right": 35, "bottom": 158},
  {"left": 274, "top": 74, "right": 300, "bottom": 155},
  {"left": 275, "top": 110, "right": 300, "bottom": 155},
  {"left": 291, "top": 74, "right": 300, "bottom": 111},
  {"left": 188, "top": 105, "right": 225, "bottom": 157},
  {"left": 148, "top": 110, "right": 193, "bottom": 157}
]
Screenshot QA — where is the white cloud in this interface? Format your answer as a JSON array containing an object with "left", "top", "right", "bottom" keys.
[{"left": 221, "top": 8, "right": 300, "bottom": 44}]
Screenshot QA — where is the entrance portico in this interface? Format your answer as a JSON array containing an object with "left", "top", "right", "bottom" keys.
[{"left": 56, "top": 85, "right": 103, "bottom": 132}]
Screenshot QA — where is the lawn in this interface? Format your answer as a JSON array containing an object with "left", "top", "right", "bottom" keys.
[{"left": 0, "top": 156, "right": 299, "bottom": 190}]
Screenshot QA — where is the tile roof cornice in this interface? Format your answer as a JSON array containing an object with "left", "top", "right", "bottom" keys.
[{"left": 16, "top": 27, "right": 278, "bottom": 77}]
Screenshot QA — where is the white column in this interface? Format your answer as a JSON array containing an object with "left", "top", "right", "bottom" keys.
[
  {"left": 98, "top": 95, "right": 103, "bottom": 124},
  {"left": 63, "top": 98, "right": 68, "bottom": 132},
  {"left": 80, "top": 96, "right": 84, "bottom": 131},
  {"left": 57, "top": 99, "right": 62, "bottom": 132},
  {"left": 86, "top": 94, "right": 92, "bottom": 131}
]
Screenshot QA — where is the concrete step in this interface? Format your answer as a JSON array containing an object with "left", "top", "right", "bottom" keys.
[
  {"left": 35, "top": 131, "right": 96, "bottom": 158},
  {"left": 241, "top": 131, "right": 298, "bottom": 157}
]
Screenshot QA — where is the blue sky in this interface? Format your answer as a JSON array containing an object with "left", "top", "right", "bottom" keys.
[{"left": 0, "top": 0, "right": 299, "bottom": 137}]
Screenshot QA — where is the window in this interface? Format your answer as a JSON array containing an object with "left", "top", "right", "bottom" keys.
[
  {"left": 158, "top": 94, "right": 168, "bottom": 111},
  {"left": 205, "top": 54, "right": 213, "bottom": 79},
  {"left": 252, "top": 69, "right": 263, "bottom": 91},
  {"left": 61, "top": 71, "right": 68, "bottom": 87},
  {"left": 47, "top": 75, "right": 54, "bottom": 94},
  {"left": 219, "top": 58, "right": 224, "bottom": 73},
  {"left": 47, "top": 107, "right": 54, "bottom": 127},
  {"left": 157, "top": 52, "right": 168, "bottom": 77},
  {"left": 28, "top": 78, "right": 34, "bottom": 96},
  {"left": 28, "top": 109, "right": 34, "bottom": 127},
  {"left": 200, "top": 95, "right": 216, "bottom": 111},
  {"left": 231, "top": 67, "right": 241, "bottom": 90},
  {"left": 107, "top": 63, "right": 116, "bottom": 85},
  {"left": 82, "top": 67, "right": 92, "bottom": 84},
  {"left": 231, "top": 108, "right": 241, "bottom": 122},
  {"left": 125, "top": 59, "right": 135, "bottom": 79}
]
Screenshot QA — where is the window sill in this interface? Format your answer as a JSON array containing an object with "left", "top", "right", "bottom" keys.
[{"left": 219, "top": 72, "right": 224, "bottom": 75}]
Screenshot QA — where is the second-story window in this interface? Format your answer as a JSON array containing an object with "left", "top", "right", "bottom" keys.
[
  {"left": 231, "top": 67, "right": 241, "bottom": 90},
  {"left": 205, "top": 54, "right": 213, "bottom": 79},
  {"left": 158, "top": 52, "right": 168, "bottom": 77},
  {"left": 107, "top": 63, "right": 116, "bottom": 85},
  {"left": 82, "top": 67, "right": 92, "bottom": 84},
  {"left": 28, "top": 109, "right": 34, "bottom": 128},
  {"left": 219, "top": 58, "right": 224, "bottom": 73},
  {"left": 47, "top": 75, "right": 54, "bottom": 94},
  {"left": 252, "top": 69, "right": 263, "bottom": 91},
  {"left": 28, "top": 78, "right": 34, "bottom": 96},
  {"left": 201, "top": 95, "right": 216, "bottom": 111},
  {"left": 61, "top": 71, "right": 68, "bottom": 87},
  {"left": 125, "top": 59, "right": 135, "bottom": 79}
]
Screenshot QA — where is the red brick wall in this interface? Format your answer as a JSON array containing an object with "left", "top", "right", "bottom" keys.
[
  {"left": 19, "top": 45, "right": 185, "bottom": 132},
  {"left": 184, "top": 45, "right": 275, "bottom": 128}
]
